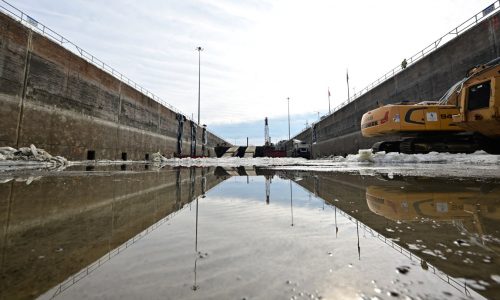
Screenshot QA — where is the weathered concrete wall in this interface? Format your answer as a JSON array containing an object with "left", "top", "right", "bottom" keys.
[
  {"left": 0, "top": 166, "right": 227, "bottom": 300},
  {"left": 0, "top": 12, "right": 227, "bottom": 160},
  {"left": 291, "top": 11, "right": 500, "bottom": 157}
]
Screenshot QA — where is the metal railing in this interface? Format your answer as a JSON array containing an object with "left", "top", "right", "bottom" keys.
[
  {"left": 290, "top": 179, "right": 472, "bottom": 296},
  {"left": 0, "top": 0, "right": 191, "bottom": 121},
  {"left": 292, "top": 1, "right": 500, "bottom": 140},
  {"left": 336, "top": 209, "right": 472, "bottom": 297},
  {"left": 334, "top": 1, "right": 500, "bottom": 113},
  {"left": 49, "top": 204, "right": 189, "bottom": 299}
]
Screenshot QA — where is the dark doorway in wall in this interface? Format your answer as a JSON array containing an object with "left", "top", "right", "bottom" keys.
[
  {"left": 122, "top": 152, "right": 127, "bottom": 161},
  {"left": 87, "top": 150, "right": 96, "bottom": 160},
  {"left": 145, "top": 153, "right": 149, "bottom": 161}
]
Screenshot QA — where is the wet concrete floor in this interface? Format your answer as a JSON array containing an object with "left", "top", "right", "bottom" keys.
[{"left": 0, "top": 165, "right": 499, "bottom": 299}]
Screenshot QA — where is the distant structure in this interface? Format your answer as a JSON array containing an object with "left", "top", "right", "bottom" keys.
[{"left": 264, "top": 117, "right": 271, "bottom": 146}]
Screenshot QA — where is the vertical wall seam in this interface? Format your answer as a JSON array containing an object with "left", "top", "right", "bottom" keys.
[
  {"left": 491, "top": 16, "right": 499, "bottom": 57},
  {"left": 117, "top": 81, "right": 122, "bottom": 161},
  {"left": 14, "top": 30, "right": 32, "bottom": 148}
]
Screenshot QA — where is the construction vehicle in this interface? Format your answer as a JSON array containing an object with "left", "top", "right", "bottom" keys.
[
  {"left": 291, "top": 139, "right": 311, "bottom": 158},
  {"left": 361, "top": 58, "right": 500, "bottom": 154},
  {"left": 261, "top": 117, "right": 286, "bottom": 157}
]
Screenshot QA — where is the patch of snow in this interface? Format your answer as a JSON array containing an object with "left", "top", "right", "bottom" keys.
[
  {"left": 491, "top": 275, "right": 500, "bottom": 284},
  {"left": 152, "top": 152, "right": 168, "bottom": 163},
  {"left": 157, "top": 150, "right": 500, "bottom": 178},
  {"left": 0, "top": 145, "right": 68, "bottom": 171}
]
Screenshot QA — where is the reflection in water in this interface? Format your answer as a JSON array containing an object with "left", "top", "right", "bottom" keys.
[
  {"left": 289, "top": 179, "right": 294, "bottom": 227},
  {"left": 55, "top": 172, "right": 485, "bottom": 299},
  {"left": 265, "top": 175, "right": 271, "bottom": 204},
  {"left": 328, "top": 203, "right": 475, "bottom": 297},
  {"left": 291, "top": 172, "right": 500, "bottom": 298},
  {"left": 1, "top": 167, "right": 498, "bottom": 299},
  {"left": 192, "top": 194, "right": 199, "bottom": 291},
  {"left": 335, "top": 206, "right": 338, "bottom": 237},
  {"left": 366, "top": 184, "right": 500, "bottom": 241},
  {"left": 356, "top": 220, "right": 360, "bottom": 260},
  {"left": 192, "top": 168, "right": 209, "bottom": 292},
  {"left": 0, "top": 165, "right": 226, "bottom": 300}
]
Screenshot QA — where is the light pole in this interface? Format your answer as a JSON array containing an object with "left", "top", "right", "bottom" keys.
[
  {"left": 328, "top": 87, "right": 331, "bottom": 114},
  {"left": 286, "top": 97, "right": 291, "bottom": 140},
  {"left": 196, "top": 46, "right": 203, "bottom": 125},
  {"left": 346, "top": 69, "right": 350, "bottom": 101}
]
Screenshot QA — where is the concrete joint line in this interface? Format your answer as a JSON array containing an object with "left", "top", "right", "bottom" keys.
[{"left": 15, "top": 29, "right": 33, "bottom": 148}]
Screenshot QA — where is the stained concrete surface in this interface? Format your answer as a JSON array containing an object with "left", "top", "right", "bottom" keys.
[{"left": 0, "top": 12, "right": 226, "bottom": 161}]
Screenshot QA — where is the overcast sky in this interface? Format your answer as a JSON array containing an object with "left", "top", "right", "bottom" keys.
[{"left": 10, "top": 0, "right": 495, "bottom": 145}]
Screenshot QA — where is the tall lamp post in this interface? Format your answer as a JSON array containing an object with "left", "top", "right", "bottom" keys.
[
  {"left": 286, "top": 97, "right": 291, "bottom": 140},
  {"left": 196, "top": 46, "right": 203, "bottom": 125}
]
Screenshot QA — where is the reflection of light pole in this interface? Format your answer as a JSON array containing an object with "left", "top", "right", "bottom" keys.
[
  {"left": 356, "top": 220, "right": 360, "bottom": 260},
  {"left": 196, "top": 46, "right": 203, "bottom": 125},
  {"left": 192, "top": 195, "right": 199, "bottom": 291},
  {"left": 289, "top": 180, "right": 294, "bottom": 227},
  {"left": 286, "top": 97, "right": 291, "bottom": 140},
  {"left": 195, "top": 196, "right": 199, "bottom": 252},
  {"left": 334, "top": 206, "right": 338, "bottom": 237}
]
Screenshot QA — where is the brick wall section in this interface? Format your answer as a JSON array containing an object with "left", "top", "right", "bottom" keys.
[{"left": 0, "top": 12, "right": 227, "bottom": 160}]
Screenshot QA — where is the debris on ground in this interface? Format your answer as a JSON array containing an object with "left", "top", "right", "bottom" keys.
[
  {"left": 0, "top": 144, "right": 68, "bottom": 169},
  {"left": 152, "top": 152, "right": 168, "bottom": 163}
]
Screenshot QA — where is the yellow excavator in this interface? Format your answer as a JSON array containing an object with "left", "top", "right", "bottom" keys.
[{"left": 361, "top": 58, "right": 500, "bottom": 153}]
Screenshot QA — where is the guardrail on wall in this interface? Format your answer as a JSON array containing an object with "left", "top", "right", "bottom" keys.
[
  {"left": 291, "top": 1, "right": 500, "bottom": 141},
  {"left": 333, "top": 1, "right": 499, "bottom": 114},
  {"left": 0, "top": 0, "right": 230, "bottom": 143}
]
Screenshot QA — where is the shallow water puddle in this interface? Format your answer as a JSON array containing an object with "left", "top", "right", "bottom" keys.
[{"left": 0, "top": 166, "right": 497, "bottom": 299}]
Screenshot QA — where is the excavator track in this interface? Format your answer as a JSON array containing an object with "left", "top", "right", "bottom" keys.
[
  {"left": 399, "top": 139, "right": 414, "bottom": 154},
  {"left": 373, "top": 135, "right": 494, "bottom": 154},
  {"left": 371, "top": 141, "right": 400, "bottom": 153}
]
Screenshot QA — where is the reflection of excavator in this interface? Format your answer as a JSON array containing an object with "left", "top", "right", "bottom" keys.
[
  {"left": 366, "top": 185, "right": 500, "bottom": 237},
  {"left": 361, "top": 58, "right": 500, "bottom": 154}
]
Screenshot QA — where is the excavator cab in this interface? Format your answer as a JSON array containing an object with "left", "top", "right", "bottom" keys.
[
  {"left": 466, "top": 81, "right": 491, "bottom": 111},
  {"left": 452, "top": 60, "right": 500, "bottom": 138}
]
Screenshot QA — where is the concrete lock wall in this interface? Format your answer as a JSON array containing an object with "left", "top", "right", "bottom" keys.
[
  {"left": 0, "top": 12, "right": 227, "bottom": 160},
  {"left": 291, "top": 11, "right": 500, "bottom": 158}
]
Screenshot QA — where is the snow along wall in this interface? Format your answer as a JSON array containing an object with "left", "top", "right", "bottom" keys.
[
  {"left": 289, "top": 10, "right": 500, "bottom": 158},
  {"left": 0, "top": 12, "right": 227, "bottom": 161}
]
